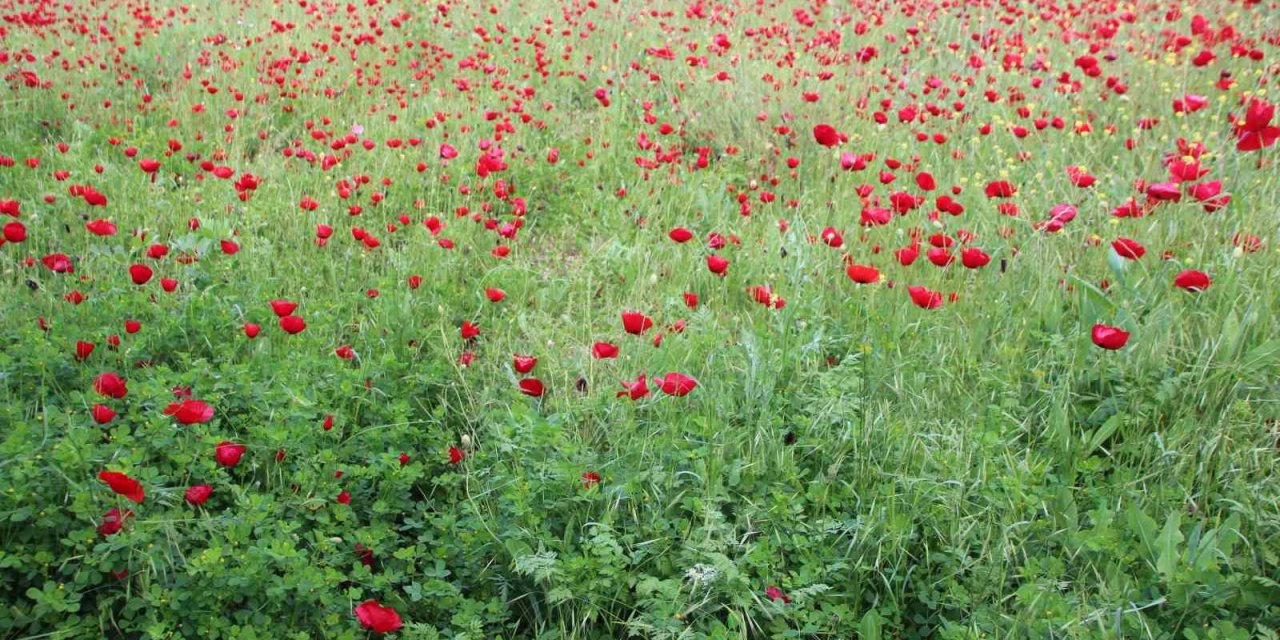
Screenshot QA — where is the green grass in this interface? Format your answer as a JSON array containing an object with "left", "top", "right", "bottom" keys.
[{"left": 0, "top": 0, "right": 1278, "bottom": 637}]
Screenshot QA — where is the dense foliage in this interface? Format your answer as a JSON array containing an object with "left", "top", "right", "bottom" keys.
[{"left": 1, "top": 0, "right": 1278, "bottom": 637}]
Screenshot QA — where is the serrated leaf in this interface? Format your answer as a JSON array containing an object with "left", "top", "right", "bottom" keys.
[{"left": 547, "top": 586, "right": 573, "bottom": 604}]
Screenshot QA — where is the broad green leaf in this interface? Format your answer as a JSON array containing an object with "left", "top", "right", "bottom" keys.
[
  {"left": 1156, "top": 511, "right": 1184, "bottom": 581},
  {"left": 1127, "top": 505, "right": 1159, "bottom": 564},
  {"left": 1085, "top": 413, "right": 1123, "bottom": 455}
]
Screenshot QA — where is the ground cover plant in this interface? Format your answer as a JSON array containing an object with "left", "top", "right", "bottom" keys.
[{"left": 1, "top": 0, "right": 1279, "bottom": 637}]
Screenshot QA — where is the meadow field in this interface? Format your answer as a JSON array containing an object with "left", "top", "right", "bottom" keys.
[{"left": 0, "top": 0, "right": 1278, "bottom": 637}]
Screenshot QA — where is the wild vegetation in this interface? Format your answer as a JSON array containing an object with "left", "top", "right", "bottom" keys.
[{"left": 1, "top": 0, "right": 1278, "bottom": 637}]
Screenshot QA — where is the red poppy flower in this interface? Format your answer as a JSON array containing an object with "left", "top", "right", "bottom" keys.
[
  {"left": 1112, "top": 238, "right": 1146, "bottom": 260},
  {"left": 668, "top": 227, "right": 693, "bottom": 243},
  {"left": 354, "top": 542, "right": 375, "bottom": 567},
  {"left": 448, "top": 446, "right": 466, "bottom": 464},
  {"left": 766, "top": 586, "right": 791, "bottom": 604},
  {"left": 460, "top": 321, "right": 480, "bottom": 340},
  {"left": 1165, "top": 158, "right": 1207, "bottom": 183},
  {"left": 846, "top": 264, "right": 881, "bottom": 284},
  {"left": 94, "top": 372, "right": 128, "bottom": 399},
  {"left": 91, "top": 404, "right": 117, "bottom": 425},
  {"left": 279, "top": 316, "right": 306, "bottom": 334},
  {"left": 269, "top": 299, "right": 298, "bottom": 317},
  {"left": 960, "top": 247, "right": 991, "bottom": 269},
  {"left": 617, "top": 375, "right": 650, "bottom": 400},
  {"left": 98, "top": 471, "right": 145, "bottom": 503},
  {"left": 936, "top": 195, "right": 965, "bottom": 216},
  {"left": 908, "top": 286, "right": 944, "bottom": 309},
  {"left": 164, "top": 399, "right": 215, "bottom": 425},
  {"left": 622, "top": 311, "right": 654, "bottom": 335},
  {"left": 518, "top": 378, "right": 545, "bottom": 397},
  {"left": 926, "top": 248, "right": 955, "bottom": 267},
  {"left": 42, "top": 253, "right": 74, "bottom": 273},
  {"left": 75, "top": 340, "right": 95, "bottom": 360},
  {"left": 215, "top": 441, "right": 246, "bottom": 467},
  {"left": 128, "top": 264, "right": 153, "bottom": 285},
  {"left": 812, "top": 124, "right": 840, "bottom": 147},
  {"left": 1146, "top": 182, "right": 1182, "bottom": 202},
  {"left": 485, "top": 288, "right": 507, "bottom": 302},
  {"left": 820, "top": 226, "right": 844, "bottom": 248},
  {"left": 1233, "top": 98, "right": 1280, "bottom": 152},
  {"left": 1233, "top": 234, "right": 1263, "bottom": 253},
  {"left": 1091, "top": 324, "right": 1131, "bottom": 350},
  {"left": 513, "top": 354, "right": 537, "bottom": 373},
  {"left": 581, "top": 471, "right": 602, "bottom": 488},
  {"left": 706, "top": 254, "right": 729, "bottom": 276},
  {"left": 984, "top": 181, "right": 1017, "bottom": 198},
  {"left": 1067, "top": 166, "right": 1096, "bottom": 188},
  {"left": 98, "top": 507, "right": 132, "bottom": 536},
  {"left": 354, "top": 601, "right": 403, "bottom": 634},
  {"left": 3, "top": 221, "right": 27, "bottom": 242},
  {"left": 860, "top": 207, "right": 891, "bottom": 227},
  {"left": 592, "top": 342, "right": 619, "bottom": 359},
  {"left": 82, "top": 187, "right": 107, "bottom": 207},
  {"left": 1173, "top": 270, "right": 1211, "bottom": 292},
  {"left": 85, "top": 219, "right": 117, "bottom": 236},
  {"left": 748, "top": 285, "right": 786, "bottom": 309},
  {"left": 185, "top": 484, "right": 213, "bottom": 506},
  {"left": 243, "top": 323, "right": 261, "bottom": 338},
  {"left": 1187, "top": 181, "right": 1231, "bottom": 212},
  {"left": 652, "top": 372, "right": 697, "bottom": 396}
]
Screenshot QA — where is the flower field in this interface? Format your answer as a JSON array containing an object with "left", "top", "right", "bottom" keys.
[{"left": 1, "top": 0, "right": 1278, "bottom": 637}]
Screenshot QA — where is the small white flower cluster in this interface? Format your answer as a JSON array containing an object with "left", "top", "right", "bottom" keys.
[{"left": 684, "top": 564, "right": 719, "bottom": 585}]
